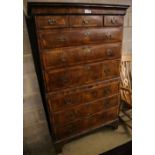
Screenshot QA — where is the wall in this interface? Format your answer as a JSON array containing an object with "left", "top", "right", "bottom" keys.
[{"left": 23, "top": 0, "right": 132, "bottom": 154}]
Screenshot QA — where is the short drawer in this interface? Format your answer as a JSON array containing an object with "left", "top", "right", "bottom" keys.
[
  {"left": 35, "top": 16, "right": 69, "bottom": 29},
  {"left": 44, "top": 60, "right": 120, "bottom": 92},
  {"left": 70, "top": 15, "right": 103, "bottom": 27},
  {"left": 48, "top": 80, "right": 120, "bottom": 112},
  {"left": 38, "top": 28, "right": 122, "bottom": 49},
  {"left": 55, "top": 107, "right": 118, "bottom": 140},
  {"left": 52, "top": 95, "right": 119, "bottom": 126},
  {"left": 41, "top": 43, "right": 121, "bottom": 70},
  {"left": 104, "top": 16, "right": 124, "bottom": 26}
]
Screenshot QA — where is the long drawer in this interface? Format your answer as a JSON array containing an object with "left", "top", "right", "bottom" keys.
[
  {"left": 48, "top": 80, "right": 120, "bottom": 112},
  {"left": 55, "top": 107, "right": 118, "bottom": 140},
  {"left": 52, "top": 94, "right": 119, "bottom": 126},
  {"left": 38, "top": 28, "right": 122, "bottom": 49},
  {"left": 41, "top": 43, "right": 121, "bottom": 70},
  {"left": 44, "top": 60, "right": 120, "bottom": 92}
]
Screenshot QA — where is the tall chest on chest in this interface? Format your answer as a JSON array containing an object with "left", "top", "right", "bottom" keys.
[{"left": 27, "top": 2, "right": 129, "bottom": 153}]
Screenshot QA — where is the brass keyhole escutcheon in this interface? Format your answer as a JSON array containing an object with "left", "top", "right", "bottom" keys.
[{"left": 107, "top": 49, "right": 113, "bottom": 56}]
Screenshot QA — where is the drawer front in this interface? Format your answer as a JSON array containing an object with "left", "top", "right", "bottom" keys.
[
  {"left": 70, "top": 15, "right": 103, "bottom": 27},
  {"left": 104, "top": 16, "right": 124, "bottom": 26},
  {"left": 83, "top": 107, "right": 118, "bottom": 130},
  {"left": 36, "top": 16, "right": 69, "bottom": 29},
  {"left": 55, "top": 107, "right": 118, "bottom": 139},
  {"left": 53, "top": 95, "right": 119, "bottom": 126},
  {"left": 41, "top": 43, "right": 121, "bottom": 70},
  {"left": 48, "top": 80, "right": 120, "bottom": 112},
  {"left": 39, "top": 28, "right": 122, "bottom": 49},
  {"left": 44, "top": 60, "right": 120, "bottom": 92}
]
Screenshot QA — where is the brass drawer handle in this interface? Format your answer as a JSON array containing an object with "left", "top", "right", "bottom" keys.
[
  {"left": 64, "top": 97, "right": 73, "bottom": 105},
  {"left": 105, "top": 33, "right": 112, "bottom": 40},
  {"left": 111, "top": 18, "right": 117, "bottom": 24},
  {"left": 103, "top": 67, "right": 111, "bottom": 75},
  {"left": 57, "top": 36, "right": 67, "bottom": 42},
  {"left": 106, "top": 49, "right": 113, "bottom": 56},
  {"left": 48, "top": 19, "right": 56, "bottom": 25},
  {"left": 85, "top": 65, "right": 91, "bottom": 70},
  {"left": 82, "top": 18, "right": 89, "bottom": 24},
  {"left": 84, "top": 31, "right": 90, "bottom": 37},
  {"left": 83, "top": 47, "right": 92, "bottom": 54},
  {"left": 103, "top": 88, "right": 111, "bottom": 95}
]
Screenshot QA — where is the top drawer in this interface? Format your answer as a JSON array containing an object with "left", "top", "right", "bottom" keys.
[
  {"left": 36, "top": 16, "right": 69, "bottom": 29},
  {"left": 70, "top": 15, "right": 103, "bottom": 27},
  {"left": 104, "top": 16, "right": 124, "bottom": 27}
]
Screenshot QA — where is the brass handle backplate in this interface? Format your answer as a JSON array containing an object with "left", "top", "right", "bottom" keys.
[
  {"left": 103, "top": 88, "right": 111, "bottom": 95},
  {"left": 64, "top": 97, "right": 73, "bottom": 105},
  {"left": 82, "top": 18, "right": 89, "bottom": 24},
  {"left": 84, "top": 31, "right": 90, "bottom": 37},
  {"left": 105, "top": 33, "right": 112, "bottom": 40},
  {"left": 57, "top": 36, "right": 67, "bottom": 42},
  {"left": 85, "top": 65, "right": 91, "bottom": 70},
  {"left": 48, "top": 19, "right": 56, "bottom": 25},
  {"left": 103, "top": 67, "right": 111, "bottom": 75},
  {"left": 83, "top": 47, "right": 92, "bottom": 54},
  {"left": 111, "top": 17, "right": 117, "bottom": 24}
]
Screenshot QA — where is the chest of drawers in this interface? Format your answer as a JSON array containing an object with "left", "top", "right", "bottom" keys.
[{"left": 27, "top": 2, "right": 129, "bottom": 153}]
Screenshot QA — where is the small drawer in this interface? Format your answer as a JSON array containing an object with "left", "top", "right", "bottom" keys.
[
  {"left": 104, "top": 16, "right": 124, "bottom": 26},
  {"left": 48, "top": 80, "right": 120, "bottom": 112},
  {"left": 52, "top": 95, "right": 119, "bottom": 126},
  {"left": 35, "top": 16, "right": 69, "bottom": 29},
  {"left": 41, "top": 43, "right": 121, "bottom": 70},
  {"left": 70, "top": 15, "right": 103, "bottom": 27}
]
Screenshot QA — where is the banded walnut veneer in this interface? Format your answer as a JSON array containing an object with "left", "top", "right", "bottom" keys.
[{"left": 26, "top": 2, "right": 129, "bottom": 153}]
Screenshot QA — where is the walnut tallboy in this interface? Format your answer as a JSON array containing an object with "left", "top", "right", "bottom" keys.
[{"left": 26, "top": 2, "right": 129, "bottom": 153}]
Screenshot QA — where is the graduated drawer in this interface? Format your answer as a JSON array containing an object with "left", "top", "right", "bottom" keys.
[
  {"left": 104, "top": 15, "right": 124, "bottom": 27},
  {"left": 52, "top": 94, "right": 119, "bottom": 126},
  {"left": 38, "top": 28, "right": 122, "bottom": 49},
  {"left": 41, "top": 43, "right": 121, "bottom": 70},
  {"left": 44, "top": 60, "right": 120, "bottom": 92},
  {"left": 35, "top": 16, "right": 69, "bottom": 29},
  {"left": 48, "top": 80, "right": 120, "bottom": 112},
  {"left": 70, "top": 15, "right": 103, "bottom": 27},
  {"left": 55, "top": 107, "right": 118, "bottom": 140}
]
